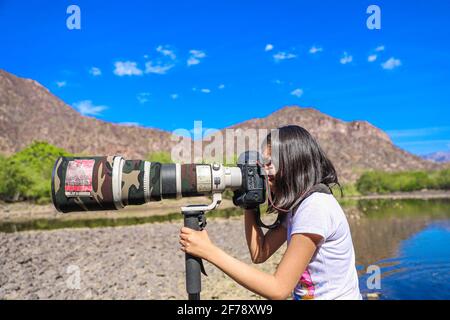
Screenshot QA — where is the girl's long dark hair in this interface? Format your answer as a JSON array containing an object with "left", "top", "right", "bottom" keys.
[{"left": 264, "top": 125, "right": 340, "bottom": 214}]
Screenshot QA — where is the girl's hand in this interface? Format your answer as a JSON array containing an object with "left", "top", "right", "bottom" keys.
[{"left": 179, "top": 227, "right": 215, "bottom": 260}]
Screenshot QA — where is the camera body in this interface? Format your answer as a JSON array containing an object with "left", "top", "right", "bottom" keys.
[
  {"left": 233, "top": 162, "right": 266, "bottom": 209},
  {"left": 232, "top": 150, "right": 266, "bottom": 209}
]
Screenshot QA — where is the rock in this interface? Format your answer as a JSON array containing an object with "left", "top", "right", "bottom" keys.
[{"left": 366, "top": 292, "right": 381, "bottom": 300}]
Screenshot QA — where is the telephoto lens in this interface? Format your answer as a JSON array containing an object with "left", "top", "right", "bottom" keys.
[{"left": 51, "top": 156, "right": 242, "bottom": 213}]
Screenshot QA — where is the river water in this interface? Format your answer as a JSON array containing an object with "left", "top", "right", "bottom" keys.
[{"left": 353, "top": 199, "right": 450, "bottom": 300}]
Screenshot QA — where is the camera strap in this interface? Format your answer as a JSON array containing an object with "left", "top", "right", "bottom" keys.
[{"left": 255, "top": 206, "right": 281, "bottom": 229}]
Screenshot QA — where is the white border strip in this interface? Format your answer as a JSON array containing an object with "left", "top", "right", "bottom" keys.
[
  {"left": 143, "top": 161, "right": 151, "bottom": 202},
  {"left": 112, "top": 156, "right": 125, "bottom": 209},
  {"left": 175, "top": 163, "right": 182, "bottom": 199}
]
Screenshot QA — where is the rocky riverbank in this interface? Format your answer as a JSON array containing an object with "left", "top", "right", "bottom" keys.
[{"left": 0, "top": 217, "right": 284, "bottom": 300}]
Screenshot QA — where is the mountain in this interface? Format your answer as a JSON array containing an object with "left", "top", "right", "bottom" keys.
[
  {"left": 0, "top": 70, "right": 175, "bottom": 158},
  {"left": 205, "top": 107, "right": 440, "bottom": 181},
  {"left": 0, "top": 69, "right": 441, "bottom": 182},
  {"left": 422, "top": 151, "right": 450, "bottom": 163}
]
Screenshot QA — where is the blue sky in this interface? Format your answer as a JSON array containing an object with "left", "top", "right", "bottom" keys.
[{"left": 0, "top": 0, "right": 449, "bottom": 155}]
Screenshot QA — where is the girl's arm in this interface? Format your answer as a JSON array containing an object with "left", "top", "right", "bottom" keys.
[
  {"left": 180, "top": 228, "right": 321, "bottom": 300},
  {"left": 244, "top": 209, "right": 287, "bottom": 263}
]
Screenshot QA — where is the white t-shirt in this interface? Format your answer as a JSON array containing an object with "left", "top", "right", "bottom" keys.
[{"left": 285, "top": 192, "right": 362, "bottom": 300}]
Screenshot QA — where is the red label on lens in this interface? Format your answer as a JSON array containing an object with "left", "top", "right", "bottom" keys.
[{"left": 65, "top": 159, "right": 95, "bottom": 197}]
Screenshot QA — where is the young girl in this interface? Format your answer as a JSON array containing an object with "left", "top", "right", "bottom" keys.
[{"left": 179, "top": 125, "right": 362, "bottom": 300}]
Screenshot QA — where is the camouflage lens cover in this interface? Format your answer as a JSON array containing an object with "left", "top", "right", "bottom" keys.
[
  {"left": 121, "top": 160, "right": 147, "bottom": 206},
  {"left": 51, "top": 156, "right": 117, "bottom": 213}
]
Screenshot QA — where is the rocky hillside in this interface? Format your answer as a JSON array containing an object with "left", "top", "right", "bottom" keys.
[
  {"left": 0, "top": 69, "right": 440, "bottom": 182},
  {"left": 207, "top": 107, "right": 439, "bottom": 181},
  {"left": 0, "top": 70, "right": 175, "bottom": 158}
]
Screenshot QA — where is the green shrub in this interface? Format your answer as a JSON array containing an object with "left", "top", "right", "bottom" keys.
[
  {"left": 224, "top": 154, "right": 238, "bottom": 166},
  {"left": 0, "top": 159, "right": 34, "bottom": 201},
  {"left": 146, "top": 151, "right": 173, "bottom": 163},
  {"left": 356, "top": 169, "right": 450, "bottom": 195},
  {"left": 333, "top": 183, "right": 359, "bottom": 197},
  {"left": 0, "top": 141, "right": 71, "bottom": 203},
  {"left": 436, "top": 169, "right": 450, "bottom": 189}
]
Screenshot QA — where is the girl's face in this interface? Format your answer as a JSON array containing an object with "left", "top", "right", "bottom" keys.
[{"left": 262, "top": 147, "right": 276, "bottom": 190}]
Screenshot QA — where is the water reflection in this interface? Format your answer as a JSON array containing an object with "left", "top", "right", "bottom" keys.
[{"left": 351, "top": 199, "right": 450, "bottom": 300}]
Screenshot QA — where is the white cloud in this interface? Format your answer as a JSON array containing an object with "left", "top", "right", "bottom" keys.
[
  {"left": 273, "top": 51, "right": 297, "bottom": 62},
  {"left": 290, "top": 88, "right": 304, "bottom": 98},
  {"left": 309, "top": 46, "right": 323, "bottom": 54},
  {"left": 143, "top": 45, "right": 177, "bottom": 75},
  {"left": 218, "top": 84, "right": 225, "bottom": 89},
  {"left": 190, "top": 50, "right": 206, "bottom": 58},
  {"left": 156, "top": 45, "right": 176, "bottom": 60},
  {"left": 145, "top": 61, "right": 174, "bottom": 74},
  {"left": 368, "top": 54, "right": 377, "bottom": 62},
  {"left": 340, "top": 52, "right": 353, "bottom": 65},
  {"left": 187, "top": 49, "right": 206, "bottom": 66},
  {"left": 73, "top": 100, "right": 108, "bottom": 116},
  {"left": 89, "top": 67, "right": 102, "bottom": 76},
  {"left": 56, "top": 81, "right": 67, "bottom": 88},
  {"left": 137, "top": 92, "right": 150, "bottom": 104},
  {"left": 200, "top": 88, "right": 211, "bottom": 94},
  {"left": 114, "top": 61, "right": 143, "bottom": 76},
  {"left": 386, "top": 127, "right": 450, "bottom": 139},
  {"left": 187, "top": 57, "right": 201, "bottom": 66},
  {"left": 265, "top": 44, "right": 274, "bottom": 52},
  {"left": 381, "top": 57, "right": 402, "bottom": 70},
  {"left": 171, "top": 94, "right": 179, "bottom": 100},
  {"left": 375, "top": 45, "right": 385, "bottom": 52}
]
